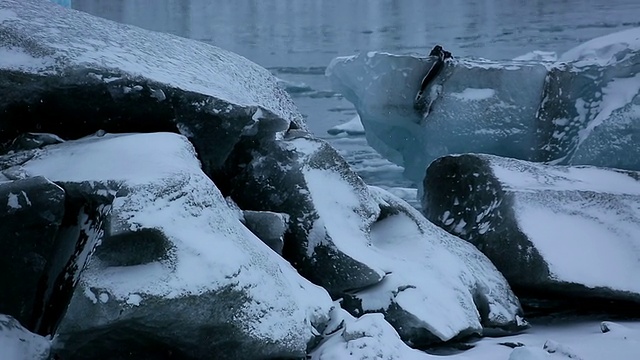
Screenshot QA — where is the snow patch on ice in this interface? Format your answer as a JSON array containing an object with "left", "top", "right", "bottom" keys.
[
  {"left": 6, "top": 193, "right": 21, "bottom": 209},
  {"left": 451, "top": 88, "right": 496, "bottom": 101},
  {"left": 126, "top": 294, "right": 142, "bottom": 306}
]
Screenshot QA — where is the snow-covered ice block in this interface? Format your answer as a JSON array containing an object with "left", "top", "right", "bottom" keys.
[
  {"left": 242, "top": 210, "right": 289, "bottom": 255},
  {"left": 0, "top": 177, "right": 65, "bottom": 332},
  {"left": 423, "top": 153, "right": 640, "bottom": 304},
  {"left": 5, "top": 132, "right": 333, "bottom": 359}
]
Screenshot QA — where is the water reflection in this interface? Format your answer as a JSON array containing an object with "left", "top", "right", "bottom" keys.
[{"left": 74, "top": 0, "right": 640, "bottom": 68}]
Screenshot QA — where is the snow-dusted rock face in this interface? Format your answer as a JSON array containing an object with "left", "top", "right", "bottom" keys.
[
  {"left": 0, "top": 314, "right": 50, "bottom": 360},
  {"left": 0, "top": 177, "right": 64, "bottom": 331},
  {"left": 221, "top": 130, "right": 386, "bottom": 295},
  {"left": 423, "top": 153, "right": 640, "bottom": 305},
  {"left": 327, "top": 28, "right": 640, "bottom": 184},
  {"left": 0, "top": 0, "right": 305, "bottom": 174},
  {"left": 341, "top": 187, "right": 524, "bottom": 346},
  {"left": 537, "top": 27, "right": 640, "bottom": 170},
  {"left": 4, "top": 133, "right": 333, "bottom": 359}
]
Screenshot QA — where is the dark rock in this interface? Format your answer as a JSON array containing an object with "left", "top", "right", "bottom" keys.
[
  {"left": 220, "top": 130, "right": 384, "bottom": 296},
  {"left": 0, "top": 177, "right": 64, "bottom": 330}
]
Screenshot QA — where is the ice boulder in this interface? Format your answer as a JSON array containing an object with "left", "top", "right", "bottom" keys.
[
  {"left": 340, "top": 186, "right": 525, "bottom": 347},
  {"left": 219, "top": 130, "right": 386, "bottom": 296},
  {"left": 423, "top": 153, "right": 640, "bottom": 306},
  {"left": 326, "top": 51, "right": 549, "bottom": 183},
  {"left": 327, "top": 29, "right": 640, "bottom": 186},
  {"left": 3, "top": 132, "right": 333, "bottom": 359},
  {"left": 0, "top": 0, "right": 305, "bottom": 175},
  {"left": 0, "top": 314, "right": 51, "bottom": 360}
]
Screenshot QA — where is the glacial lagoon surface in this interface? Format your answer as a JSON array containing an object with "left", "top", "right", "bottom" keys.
[{"left": 73, "top": 0, "right": 640, "bottom": 205}]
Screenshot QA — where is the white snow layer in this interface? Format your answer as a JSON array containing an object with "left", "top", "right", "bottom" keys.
[
  {"left": 0, "top": 314, "right": 50, "bottom": 360},
  {"left": 0, "top": 0, "right": 303, "bottom": 126},
  {"left": 486, "top": 155, "right": 640, "bottom": 293},
  {"left": 14, "top": 132, "right": 333, "bottom": 345},
  {"left": 310, "top": 308, "right": 433, "bottom": 360},
  {"left": 560, "top": 27, "right": 640, "bottom": 66}
]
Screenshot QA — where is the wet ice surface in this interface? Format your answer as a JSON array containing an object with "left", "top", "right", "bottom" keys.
[{"left": 72, "top": 0, "right": 640, "bottom": 209}]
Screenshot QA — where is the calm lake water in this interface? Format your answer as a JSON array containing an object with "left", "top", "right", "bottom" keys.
[{"left": 73, "top": 0, "right": 640, "bottom": 204}]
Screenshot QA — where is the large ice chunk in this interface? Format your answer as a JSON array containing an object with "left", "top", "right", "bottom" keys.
[
  {"left": 327, "top": 29, "right": 640, "bottom": 184},
  {"left": 220, "top": 130, "right": 386, "bottom": 296},
  {"left": 423, "top": 153, "right": 640, "bottom": 306},
  {"left": 327, "top": 51, "right": 549, "bottom": 182}
]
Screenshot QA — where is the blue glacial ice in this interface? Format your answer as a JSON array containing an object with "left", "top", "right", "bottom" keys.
[{"left": 327, "top": 28, "right": 640, "bottom": 184}]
